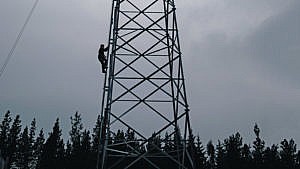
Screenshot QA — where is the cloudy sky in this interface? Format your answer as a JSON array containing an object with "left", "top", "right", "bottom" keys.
[{"left": 0, "top": 0, "right": 300, "bottom": 145}]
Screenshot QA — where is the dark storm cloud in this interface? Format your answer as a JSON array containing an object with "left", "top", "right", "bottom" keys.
[
  {"left": 247, "top": 1, "right": 300, "bottom": 87},
  {"left": 177, "top": 0, "right": 300, "bottom": 143}
]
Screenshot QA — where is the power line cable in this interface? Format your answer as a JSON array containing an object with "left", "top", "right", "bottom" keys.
[{"left": 0, "top": 0, "right": 39, "bottom": 80}]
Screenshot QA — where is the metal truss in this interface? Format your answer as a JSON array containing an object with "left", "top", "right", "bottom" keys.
[{"left": 97, "top": 0, "right": 194, "bottom": 168}]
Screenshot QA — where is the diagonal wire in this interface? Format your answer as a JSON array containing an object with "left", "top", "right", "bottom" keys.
[{"left": 0, "top": 0, "right": 39, "bottom": 80}]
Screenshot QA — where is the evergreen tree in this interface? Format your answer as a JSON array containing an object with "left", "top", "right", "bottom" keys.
[
  {"left": 80, "top": 130, "right": 92, "bottom": 169},
  {"left": 91, "top": 115, "right": 102, "bottom": 168},
  {"left": 186, "top": 134, "right": 197, "bottom": 168},
  {"left": 17, "top": 126, "right": 31, "bottom": 169},
  {"left": 56, "top": 139, "right": 65, "bottom": 169},
  {"left": 0, "top": 111, "right": 12, "bottom": 158},
  {"left": 163, "top": 132, "right": 173, "bottom": 153},
  {"left": 295, "top": 150, "right": 300, "bottom": 169},
  {"left": 92, "top": 115, "right": 101, "bottom": 153},
  {"left": 147, "top": 132, "right": 162, "bottom": 153},
  {"left": 28, "top": 118, "right": 36, "bottom": 169},
  {"left": 113, "top": 130, "right": 126, "bottom": 152},
  {"left": 194, "top": 136, "right": 207, "bottom": 169},
  {"left": 70, "top": 112, "right": 83, "bottom": 151},
  {"left": 207, "top": 140, "right": 216, "bottom": 169},
  {"left": 280, "top": 139, "right": 297, "bottom": 169},
  {"left": 223, "top": 133, "right": 243, "bottom": 169},
  {"left": 252, "top": 123, "right": 265, "bottom": 169},
  {"left": 216, "top": 140, "right": 225, "bottom": 169},
  {"left": 37, "top": 118, "right": 64, "bottom": 169},
  {"left": 69, "top": 112, "right": 83, "bottom": 169},
  {"left": 241, "top": 144, "right": 252, "bottom": 169},
  {"left": 125, "top": 128, "right": 139, "bottom": 153},
  {"left": 264, "top": 144, "right": 280, "bottom": 169},
  {"left": 64, "top": 141, "right": 72, "bottom": 169},
  {"left": 7, "top": 115, "right": 22, "bottom": 168},
  {"left": 173, "top": 126, "right": 183, "bottom": 151},
  {"left": 34, "top": 129, "right": 45, "bottom": 169}
]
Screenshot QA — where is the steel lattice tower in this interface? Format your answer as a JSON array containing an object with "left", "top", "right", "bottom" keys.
[{"left": 98, "top": 0, "right": 194, "bottom": 168}]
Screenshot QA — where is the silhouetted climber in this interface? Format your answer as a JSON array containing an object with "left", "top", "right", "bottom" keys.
[{"left": 98, "top": 44, "right": 108, "bottom": 73}]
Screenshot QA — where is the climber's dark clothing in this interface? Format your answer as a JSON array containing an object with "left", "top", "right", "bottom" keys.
[{"left": 98, "top": 45, "right": 108, "bottom": 73}]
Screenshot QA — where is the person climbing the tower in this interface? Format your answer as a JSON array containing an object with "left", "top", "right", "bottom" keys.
[{"left": 98, "top": 44, "right": 109, "bottom": 73}]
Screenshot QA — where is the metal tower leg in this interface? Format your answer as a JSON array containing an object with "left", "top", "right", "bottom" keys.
[{"left": 98, "top": 0, "right": 194, "bottom": 168}]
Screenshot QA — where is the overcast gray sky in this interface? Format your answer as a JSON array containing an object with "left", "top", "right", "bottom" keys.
[{"left": 1, "top": 0, "right": 300, "bottom": 145}]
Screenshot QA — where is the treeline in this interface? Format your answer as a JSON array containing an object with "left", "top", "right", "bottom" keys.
[{"left": 1, "top": 110, "right": 300, "bottom": 169}]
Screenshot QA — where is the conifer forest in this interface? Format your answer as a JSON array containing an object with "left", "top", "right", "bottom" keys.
[{"left": 1, "top": 110, "right": 300, "bottom": 169}]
